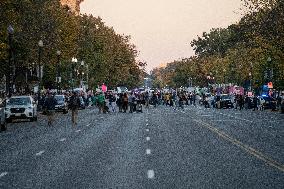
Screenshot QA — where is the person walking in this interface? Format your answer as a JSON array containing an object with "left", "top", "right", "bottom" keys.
[
  {"left": 128, "top": 93, "right": 134, "bottom": 113},
  {"left": 280, "top": 92, "right": 284, "bottom": 113},
  {"left": 239, "top": 95, "right": 244, "bottom": 110},
  {"left": 193, "top": 92, "right": 196, "bottom": 106},
  {"left": 97, "top": 92, "right": 105, "bottom": 113},
  {"left": 252, "top": 95, "right": 258, "bottom": 111},
  {"left": 43, "top": 92, "right": 57, "bottom": 126},
  {"left": 109, "top": 92, "right": 116, "bottom": 113},
  {"left": 69, "top": 91, "right": 81, "bottom": 127},
  {"left": 145, "top": 91, "right": 150, "bottom": 108},
  {"left": 151, "top": 92, "right": 157, "bottom": 108},
  {"left": 122, "top": 93, "right": 128, "bottom": 113},
  {"left": 117, "top": 93, "right": 123, "bottom": 112}
]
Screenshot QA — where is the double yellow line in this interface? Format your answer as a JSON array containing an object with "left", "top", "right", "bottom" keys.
[{"left": 193, "top": 119, "right": 284, "bottom": 173}]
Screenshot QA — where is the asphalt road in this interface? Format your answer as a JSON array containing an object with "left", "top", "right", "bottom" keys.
[{"left": 0, "top": 105, "right": 283, "bottom": 188}]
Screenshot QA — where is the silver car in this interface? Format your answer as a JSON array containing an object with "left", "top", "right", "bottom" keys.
[{"left": 5, "top": 96, "right": 37, "bottom": 122}]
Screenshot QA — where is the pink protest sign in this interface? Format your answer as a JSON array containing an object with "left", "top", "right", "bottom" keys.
[{"left": 102, "top": 84, "right": 107, "bottom": 92}]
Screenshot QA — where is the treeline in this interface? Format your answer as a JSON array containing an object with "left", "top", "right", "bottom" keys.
[
  {"left": 151, "top": 0, "right": 284, "bottom": 91},
  {"left": 0, "top": 0, "right": 145, "bottom": 90}
]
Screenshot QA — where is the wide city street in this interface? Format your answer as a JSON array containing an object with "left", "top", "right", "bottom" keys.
[{"left": 0, "top": 106, "right": 283, "bottom": 188}]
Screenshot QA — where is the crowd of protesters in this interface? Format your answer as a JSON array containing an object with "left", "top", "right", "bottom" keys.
[
  {"left": 76, "top": 89, "right": 284, "bottom": 114},
  {"left": 2, "top": 86, "right": 283, "bottom": 129}
]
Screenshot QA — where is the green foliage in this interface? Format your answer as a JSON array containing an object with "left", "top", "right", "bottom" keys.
[
  {"left": 152, "top": 0, "right": 284, "bottom": 90},
  {"left": 0, "top": 0, "right": 144, "bottom": 91}
]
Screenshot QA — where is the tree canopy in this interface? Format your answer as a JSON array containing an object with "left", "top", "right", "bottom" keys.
[
  {"left": 0, "top": 0, "right": 144, "bottom": 91},
  {"left": 151, "top": 0, "right": 284, "bottom": 92}
]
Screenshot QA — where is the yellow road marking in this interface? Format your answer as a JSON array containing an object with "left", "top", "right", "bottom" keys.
[{"left": 193, "top": 119, "right": 284, "bottom": 172}]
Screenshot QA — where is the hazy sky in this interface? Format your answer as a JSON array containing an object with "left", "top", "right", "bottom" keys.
[{"left": 81, "top": 0, "right": 243, "bottom": 71}]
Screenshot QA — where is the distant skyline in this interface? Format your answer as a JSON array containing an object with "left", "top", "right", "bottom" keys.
[{"left": 81, "top": 0, "right": 244, "bottom": 71}]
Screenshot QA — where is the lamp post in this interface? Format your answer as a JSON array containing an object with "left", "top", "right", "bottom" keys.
[
  {"left": 71, "top": 57, "right": 77, "bottom": 90},
  {"left": 248, "top": 72, "right": 252, "bottom": 91},
  {"left": 188, "top": 77, "right": 192, "bottom": 87},
  {"left": 86, "top": 64, "right": 89, "bottom": 89},
  {"left": 38, "top": 40, "right": 43, "bottom": 102},
  {"left": 56, "top": 50, "right": 61, "bottom": 93},
  {"left": 266, "top": 57, "right": 272, "bottom": 83},
  {"left": 7, "top": 25, "right": 14, "bottom": 97},
  {"left": 80, "top": 61, "right": 84, "bottom": 88}
]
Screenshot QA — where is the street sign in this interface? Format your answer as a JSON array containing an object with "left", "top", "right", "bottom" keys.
[{"left": 56, "top": 77, "right": 62, "bottom": 83}]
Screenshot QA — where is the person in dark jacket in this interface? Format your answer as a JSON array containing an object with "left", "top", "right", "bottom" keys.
[
  {"left": 122, "top": 93, "right": 128, "bottom": 113},
  {"left": 69, "top": 91, "right": 81, "bottom": 127},
  {"left": 117, "top": 93, "right": 123, "bottom": 112},
  {"left": 43, "top": 92, "right": 57, "bottom": 126},
  {"left": 252, "top": 95, "right": 258, "bottom": 111}
]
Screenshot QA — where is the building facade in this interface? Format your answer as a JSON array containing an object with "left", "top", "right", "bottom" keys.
[{"left": 60, "top": 0, "right": 84, "bottom": 15}]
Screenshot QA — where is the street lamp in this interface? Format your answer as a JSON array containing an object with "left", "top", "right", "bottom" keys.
[
  {"left": 266, "top": 57, "right": 272, "bottom": 83},
  {"left": 80, "top": 61, "right": 84, "bottom": 88},
  {"left": 56, "top": 50, "right": 61, "bottom": 93},
  {"left": 188, "top": 77, "right": 192, "bottom": 87},
  {"left": 38, "top": 40, "right": 43, "bottom": 102},
  {"left": 71, "top": 57, "right": 77, "bottom": 90},
  {"left": 249, "top": 72, "right": 252, "bottom": 91},
  {"left": 7, "top": 25, "right": 14, "bottom": 97}
]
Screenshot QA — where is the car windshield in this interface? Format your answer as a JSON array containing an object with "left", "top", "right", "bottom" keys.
[
  {"left": 222, "top": 95, "right": 231, "bottom": 100},
  {"left": 7, "top": 97, "right": 31, "bottom": 106},
  {"left": 263, "top": 97, "right": 272, "bottom": 101},
  {"left": 55, "top": 96, "right": 64, "bottom": 102}
]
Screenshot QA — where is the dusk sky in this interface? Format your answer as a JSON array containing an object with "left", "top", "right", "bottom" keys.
[{"left": 81, "top": 0, "right": 244, "bottom": 71}]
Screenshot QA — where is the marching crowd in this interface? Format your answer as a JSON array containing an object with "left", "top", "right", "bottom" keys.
[{"left": 2, "top": 87, "right": 277, "bottom": 128}]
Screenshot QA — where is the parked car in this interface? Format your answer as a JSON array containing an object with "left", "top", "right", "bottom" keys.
[
  {"left": 54, "top": 95, "right": 68, "bottom": 114},
  {"left": 215, "top": 94, "right": 234, "bottom": 109},
  {"left": 0, "top": 98, "right": 7, "bottom": 131},
  {"left": 5, "top": 96, "right": 37, "bottom": 122},
  {"left": 259, "top": 96, "right": 277, "bottom": 110}
]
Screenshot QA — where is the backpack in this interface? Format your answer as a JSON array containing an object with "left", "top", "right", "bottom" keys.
[{"left": 70, "top": 96, "right": 79, "bottom": 109}]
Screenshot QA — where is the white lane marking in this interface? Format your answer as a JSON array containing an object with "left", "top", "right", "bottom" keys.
[
  {"left": 146, "top": 149, "right": 151, "bottom": 155},
  {"left": 146, "top": 123, "right": 149, "bottom": 126},
  {"left": 35, "top": 150, "right": 45, "bottom": 156},
  {"left": 75, "top": 129, "right": 81, "bottom": 133},
  {"left": 86, "top": 124, "right": 91, "bottom": 126},
  {"left": 146, "top": 119, "right": 148, "bottom": 122},
  {"left": 147, "top": 170, "right": 155, "bottom": 179},
  {"left": 0, "top": 172, "right": 8, "bottom": 178},
  {"left": 146, "top": 137, "right": 150, "bottom": 141},
  {"left": 213, "top": 120, "right": 234, "bottom": 122},
  {"left": 146, "top": 129, "right": 150, "bottom": 132},
  {"left": 59, "top": 138, "right": 66, "bottom": 142}
]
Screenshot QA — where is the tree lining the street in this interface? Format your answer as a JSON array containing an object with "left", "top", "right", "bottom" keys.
[
  {"left": 151, "top": 0, "right": 284, "bottom": 91},
  {"left": 0, "top": 0, "right": 144, "bottom": 91}
]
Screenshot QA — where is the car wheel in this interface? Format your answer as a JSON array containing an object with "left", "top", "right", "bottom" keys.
[
  {"left": 63, "top": 109, "right": 68, "bottom": 114},
  {"left": 1, "top": 122, "right": 7, "bottom": 131},
  {"left": 6, "top": 118, "right": 11, "bottom": 123}
]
